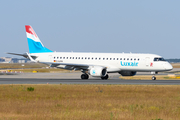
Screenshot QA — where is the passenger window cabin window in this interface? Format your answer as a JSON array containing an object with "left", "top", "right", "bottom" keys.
[
  {"left": 76, "top": 57, "right": 77, "bottom": 59},
  {"left": 78, "top": 57, "right": 80, "bottom": 59},
  {"left": 124, "top": 58, "right": 126, "bottom": 60},
  {"left": 117, "top": 58, "right": 119, "bottom": 60},
  {"left": 92, "top": 58, "right": 93, "bottom": 60},
  {"left": 60, "top": 57, "right": 62, "bottom": 59},
  {"left": 106, "top": 58, "right": 108, "bottom": 60},
  {"left": 120, "top": 58, "right": 122, "bottom": 60},
  {"left": 134, "top": 58, "right": 136, "bottom": 61},
  {"left": 63, "top": 57, "right": 65, "bottom": 59},
  {"left": 57, "top": 57, "right": 59, "bottom": 59},
  {"left": 99, "top": 58, "right": 101, "bottom": 60},
  {"left": 110, "top": 58, "right": 112, "bottom": 60},
  {"left": 103, "top": 58, "right": 105, "bottom": 60},
  {"left": 54, "top": 57, "right": 55, "bottom": 59},
  {"left": 85, "top": 57, "right": 87, "bottom": 59},
  {"left": 113, "top": 58, "right": 115, "bottom": 60},
  {"left": 88, "top": 57, "right": 90, "bottom": 60},
  {"left": 138, "top": 59, "right": 139, "bottom": 61},
  {"left": 82, "top": 57, "right": 83, "bottom": 59},
  {"left": 127, "top": 58, "right": 129, "bottom": 60},
  {"left": 95, "top": 58, "right": 97, "bottom": 60},
  {"left": 67, "top": 57, "right": 68, "bottom": 59}
]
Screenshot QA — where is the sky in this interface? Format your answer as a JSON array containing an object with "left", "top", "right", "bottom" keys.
[{"left": 0, "top": 0, "right": 180, "bottom": 59}]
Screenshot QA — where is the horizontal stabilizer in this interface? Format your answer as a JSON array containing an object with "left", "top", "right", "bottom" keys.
[
  {"left": 7, "top": 52, "right": 37, "bottom": 60},
  {"left": 7, "top": 53, "right": 29, "bottom": 58}
]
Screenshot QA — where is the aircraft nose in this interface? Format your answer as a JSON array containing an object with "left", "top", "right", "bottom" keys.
[{"left": 164, "top": 62, "right": 173, "bottom": 70}]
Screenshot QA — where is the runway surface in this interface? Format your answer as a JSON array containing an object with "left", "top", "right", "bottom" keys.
[
  {"left": 0, "top": 73, "right": 180, "bottom": 85},
  {"left": 0, "top": 78, "right": 180, "bottom": 85}
]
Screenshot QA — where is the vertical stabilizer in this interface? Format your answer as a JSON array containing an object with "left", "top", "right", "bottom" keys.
[{"left": 25, "top": 25, "right": 53, "bottom": 53}]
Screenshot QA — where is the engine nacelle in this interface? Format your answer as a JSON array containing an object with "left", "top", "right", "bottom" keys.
[
  {"left": 89, "top": 67, "right": 107, "bottom": 77},
  {"left": 119, "top": 71, "right": 136, "bottom": 76}
]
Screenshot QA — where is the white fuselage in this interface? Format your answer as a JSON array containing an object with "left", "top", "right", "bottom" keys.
[
  {"left": 8, "top": 25, "right": 173, "bottom": 80},
  {"left": 31, "top": 52, "right": 173, "bottom": 72}
]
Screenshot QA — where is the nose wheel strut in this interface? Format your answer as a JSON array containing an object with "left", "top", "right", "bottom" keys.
[{"left": 151, "top": 72, "right": 158, "bottom": 80}]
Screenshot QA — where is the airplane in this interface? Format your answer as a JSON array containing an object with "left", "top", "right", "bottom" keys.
[{"left": 8, "top": 25, "right": 173, "bottom": 80}]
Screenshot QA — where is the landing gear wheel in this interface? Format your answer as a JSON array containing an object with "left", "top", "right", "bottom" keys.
[
  {"left": 81, "top": 74, "right": 89, "bottom": 79},
  {"left": 101, "top": 74, "right": 109, "bottom": 80},
  {"left": 152, "top": 76, "right": 156, "bottom": 80},
  {"left": 86, "top": 74, "right": 89, "bottom": 79}
]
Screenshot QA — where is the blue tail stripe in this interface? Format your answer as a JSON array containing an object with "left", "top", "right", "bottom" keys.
[{"left": 27, "top": 38, "right": 53, "bottom": 53}]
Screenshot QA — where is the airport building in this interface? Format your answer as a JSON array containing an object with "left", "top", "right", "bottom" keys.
[{"left": 0, "top": 57, "right": 30, "bottom": 63}]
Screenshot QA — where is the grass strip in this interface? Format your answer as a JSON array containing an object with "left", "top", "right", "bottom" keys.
[{"left": 0, "top": 84, "right": 179, "bottom": 120}]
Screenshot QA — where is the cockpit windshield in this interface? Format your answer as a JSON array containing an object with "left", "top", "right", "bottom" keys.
[{"left": 154, "top": 57, "right": 166, "bottom": 62}]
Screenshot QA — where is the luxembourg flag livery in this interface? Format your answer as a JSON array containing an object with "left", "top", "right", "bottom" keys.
[{"left": 25, "top": 25, "right": 52, "bottom": 53}]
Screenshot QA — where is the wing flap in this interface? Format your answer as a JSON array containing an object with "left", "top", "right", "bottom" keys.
[
  {"left": 41, "top": 62, "right": 95, "bottom": 70},
  {"left": 43, "top": 62, "right": 90, "bottom": 67}
]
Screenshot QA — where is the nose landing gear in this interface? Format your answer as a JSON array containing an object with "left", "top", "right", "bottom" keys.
[
  {"left": 151, "top": 72, "right": 158, "bottom": 80},
  {"left": 152, "top": 76, "right": 156, "bottom": 80}
]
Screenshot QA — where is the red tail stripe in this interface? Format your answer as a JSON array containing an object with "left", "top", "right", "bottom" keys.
[{"left": 25, "top": 25, "right": 37, "bottom": 38}]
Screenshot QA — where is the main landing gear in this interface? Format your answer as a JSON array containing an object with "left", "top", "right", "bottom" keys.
[
  {"left": 101, "top": 74, "right": 109, "bottom": 80},
  {"left": 81, "top": 74, "right": 89, "bottom": 79},
  {"left": 80, "top": 74, "right": 109, "bottom": 80}
]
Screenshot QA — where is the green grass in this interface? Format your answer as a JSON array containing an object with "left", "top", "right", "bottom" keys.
[{"left": 0, "top": 85, "right": 180, "bottom": 120}]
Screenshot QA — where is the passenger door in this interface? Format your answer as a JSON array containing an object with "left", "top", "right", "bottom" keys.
[
  {"left": 48, "top": 55, "right": 53, "bottom": 62},
  {"left": 145, "top": 57, "right": 150, "bottom": 67}
]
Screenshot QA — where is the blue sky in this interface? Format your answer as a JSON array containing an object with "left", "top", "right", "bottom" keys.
[{"left": 1, "top": 0, "right": 180, "bottom": 58}]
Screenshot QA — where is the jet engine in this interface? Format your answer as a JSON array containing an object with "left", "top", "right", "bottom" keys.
[
  {"left": 119, "top": 71, "right": 136, "bottom": 76},
  {"left": 89, "top": 66, "right": 107, "bottom": 77}
]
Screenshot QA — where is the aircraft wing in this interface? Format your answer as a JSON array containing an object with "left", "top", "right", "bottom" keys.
[
  {"left": 41, "top": 61, "right": 92, "bottom": 69},
  {"left": 41, "top": 62, "right": 108, "bottom": 71}
]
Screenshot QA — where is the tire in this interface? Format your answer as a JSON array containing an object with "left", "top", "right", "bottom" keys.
[
  {"left": 81, "top": 74, "right": 89, "bottom": 79},
  {"left": 81, "top": 74, "right": 86, "bottom": 79},
  {"left": 101, "top": 74, "right": 109, "bottom": 80},
  {"left": 86, "top": 74, "right": 89, "bottom": 79},
  {"left": 152, "top": 76, "right": 156, "bottom": 80}
]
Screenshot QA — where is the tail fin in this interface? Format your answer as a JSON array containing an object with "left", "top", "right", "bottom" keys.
[{"left": 25, "top": 25, "right": 53, "bottom": 53}]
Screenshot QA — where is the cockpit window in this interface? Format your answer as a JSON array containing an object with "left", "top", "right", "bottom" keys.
[{"left": 154, "top": 57, "right": 166, "bottom": 61}]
